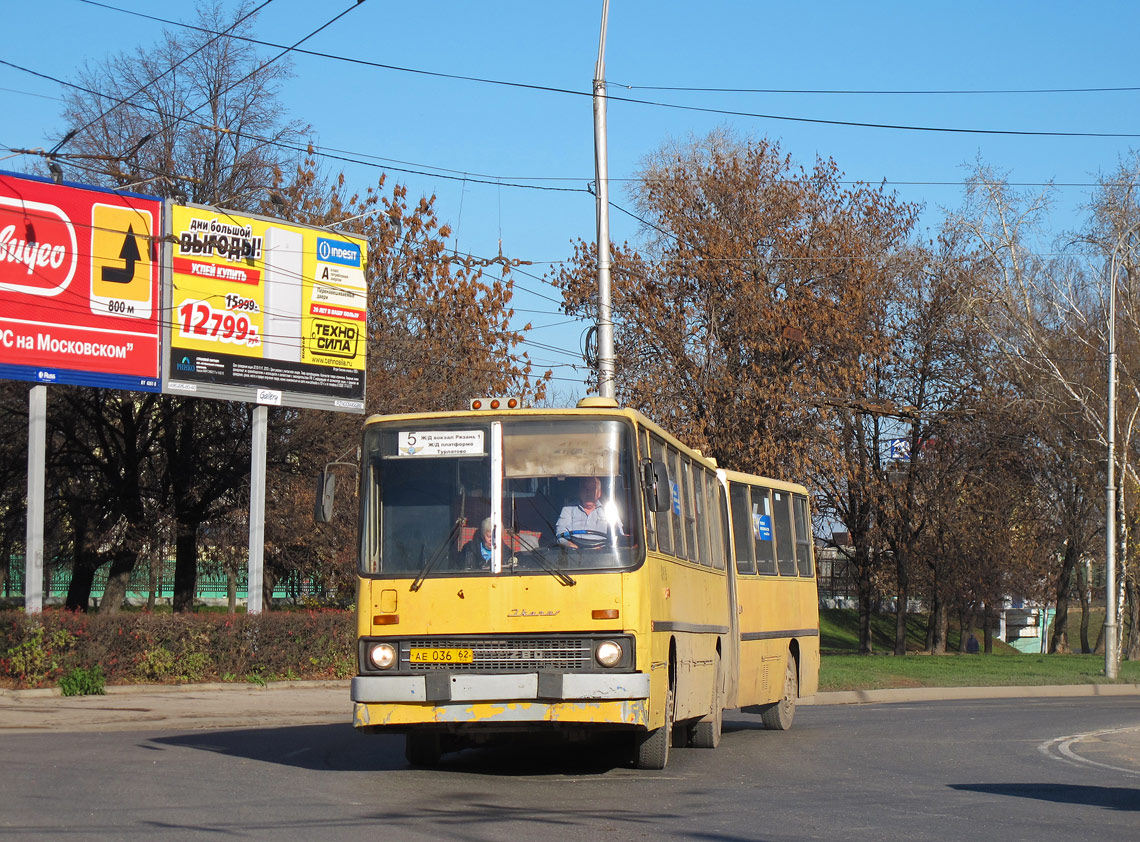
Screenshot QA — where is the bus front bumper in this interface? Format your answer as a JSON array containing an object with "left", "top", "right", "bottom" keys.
[
  {"left": 351, "top": 673, "right": 651, "bottom": 728},
  {"left": 351, "top": 672, "right": 650, "bottom": 704}
]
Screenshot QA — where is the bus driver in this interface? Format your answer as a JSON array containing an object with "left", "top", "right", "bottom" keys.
[{"left": 555, "top": 476, "right": 624, "bottom": 549}]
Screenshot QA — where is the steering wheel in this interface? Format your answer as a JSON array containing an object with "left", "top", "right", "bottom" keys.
[{"left": 566, "top": 529, "right": 610, "bottom": 550}]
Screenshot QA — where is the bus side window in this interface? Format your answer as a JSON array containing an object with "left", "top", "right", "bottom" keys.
[
  {"left": 793, "top": 495, "right": 814, "bottom": 577},
  {"left": 681, "top": 457, "right": 699, "bottom": 563},
  {"left": 640, "top": 428, "right": 657, "bottom": 553},
  {"left": 650, "top": 436, "right": 673, "bottom": 556},
  {"left": 667, "top": 447, "right": 686, "bottom": 559},
  {"left": 773, "top": 490, "right": 797, "bottom": 576},
  {"left": 754, "top": 487, "right": 778, "bottom": 575},
  {"left": 730, "top": 483, "right": 756, "bottom": 575},
  {"left": 693, "top": 465, "right": 711, "bottom": 566},
  {"left": 706, "top": 469, "right": 726, "bottom": 570}
]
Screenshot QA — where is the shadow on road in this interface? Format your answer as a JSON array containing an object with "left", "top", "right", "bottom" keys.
[
  {"left": 950, "top": 783, "right": 1140, "bottom": 811},
  {"left": 151, "top": 723, "right": 636, "bottom": 776},
  {"left": 152, "top": 723, "right": 404, "bottom": 771},
  {"left": 130, "top": 803, "right": 753, "bottom": 840}
]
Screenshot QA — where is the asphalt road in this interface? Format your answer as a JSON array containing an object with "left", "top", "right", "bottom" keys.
[{"left": 2, "top": 695, "right": 1137, "bottom": 841}]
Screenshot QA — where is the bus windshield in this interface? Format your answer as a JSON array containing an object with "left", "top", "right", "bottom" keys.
[{"left": 360, "top": 417, "right": 641, "bottom": 577}]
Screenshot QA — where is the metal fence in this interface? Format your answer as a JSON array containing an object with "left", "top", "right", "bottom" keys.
[{"left": 1, "top": 558, "right": 322, "bottom": 604}]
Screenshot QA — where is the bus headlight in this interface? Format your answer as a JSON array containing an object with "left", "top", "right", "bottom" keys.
[
  {"left": 368, "top": 642, "right": 397, "bottom": 670},
  {"left": 595, "top": 640, "right": 623, "bottom": 668}
]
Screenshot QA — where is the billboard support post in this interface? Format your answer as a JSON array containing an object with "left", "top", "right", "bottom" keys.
[
  {"left": 247, "top": 404, "right": 267, "bottom": 614},
  {"left": 25, "top": 385, "right": 46, "bottom": 613}
]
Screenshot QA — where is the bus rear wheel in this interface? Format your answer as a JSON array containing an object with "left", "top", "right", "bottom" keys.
[
  {"left": 635, "top": 675, "right": 675, "bottom": 769},
  {"left": 760, "top": 653, "right": 798, "bottom": 731},
  {"left": 405, "top": 732, "right": 443, "bottom": 767}
]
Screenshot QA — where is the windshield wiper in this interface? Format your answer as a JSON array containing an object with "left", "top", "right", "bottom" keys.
[
  {"left": 409, "top": 519, "right": 464, "bottom": 592},
  {"left": 513, "top": 544, "right": 576, "bottom": 587}
]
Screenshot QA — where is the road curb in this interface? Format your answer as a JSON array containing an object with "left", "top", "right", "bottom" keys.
[
  {"left": 808, "top": 683, "right": 1140, "bottom": 706},
  {"left": 0, "top": 678, "right": 348, "bottom": 700},
  {"left": 2, "top": 680, "right": 1139, "bottom": 734},
  {"left": 4, "top": 679, "right": 1138, "bottom": 705}
]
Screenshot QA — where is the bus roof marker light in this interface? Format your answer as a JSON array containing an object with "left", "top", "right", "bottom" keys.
[{"left": 470, "top": 397, "right": 522, "bottom": 410}]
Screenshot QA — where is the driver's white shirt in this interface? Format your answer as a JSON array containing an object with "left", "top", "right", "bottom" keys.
[{"left": 555, "top": 501, "right": 623, "bottom": 546}]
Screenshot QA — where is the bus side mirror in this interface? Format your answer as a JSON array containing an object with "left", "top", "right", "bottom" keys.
[
  {"left": 314, "top": 471, "right": 336, "bottom": 523},
  {"left": 642, "top": 459, "right": 671, "bottom": 512}
]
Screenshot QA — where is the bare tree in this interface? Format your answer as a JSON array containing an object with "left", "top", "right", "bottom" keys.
[
  {"left": 57, "top": 0, "right": 305, "bottom": 207},
  {"left": 957, "top": 160, "right": 1140, "bottom": 661}
]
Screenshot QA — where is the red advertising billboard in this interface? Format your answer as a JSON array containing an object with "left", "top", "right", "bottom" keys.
[{"left": 0, "top": 171, "right": 162, "bottom": 391}]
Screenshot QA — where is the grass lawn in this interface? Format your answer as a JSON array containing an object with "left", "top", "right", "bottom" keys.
[
  {"left": 820, "top": 653, "right": 1140, "bottom": 691},
  {"left": 818, "top": 608, "right": 1140, "bottom": 691}
]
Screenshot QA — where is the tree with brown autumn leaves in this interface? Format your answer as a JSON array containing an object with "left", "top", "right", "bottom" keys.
[
  {"left": 554, "top": 131, "right": 921, "bottom": 655},
  {"left": 554, "top": 130, "right": 1064, "bottom": 656},
  {"left": 554, "top": 130, "right": 918, "bottom": 478}
]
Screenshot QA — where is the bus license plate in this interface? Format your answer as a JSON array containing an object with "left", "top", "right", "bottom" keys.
[{"left": 410, "top": 648, "right": 474, "bottom": 664}]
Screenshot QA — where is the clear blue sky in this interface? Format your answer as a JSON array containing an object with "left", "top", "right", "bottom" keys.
[{"left": 4, "top": 0, "right": 1139, "bottom": 400}]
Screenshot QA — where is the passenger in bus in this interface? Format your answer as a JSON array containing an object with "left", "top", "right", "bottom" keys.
[
  {"left": 555, "top": 476, "right": 624, "bottom": 548},
  {"left": 459, "top": 517, "right": 494, "bottom": 568}
]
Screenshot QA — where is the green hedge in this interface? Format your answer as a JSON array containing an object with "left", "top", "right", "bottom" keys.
[{"left": 0, "top": 610, "right": 355, "bottom": 690}]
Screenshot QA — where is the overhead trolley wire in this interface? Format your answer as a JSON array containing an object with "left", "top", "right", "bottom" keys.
[
  {"left": 55, "top": 0, "right": 277, "bottom": 158},
  {"left": 0, "top": 58, "right": 589, "bottom": 195},
  {"left": 4, "top": 0, "right": 369, "bottom": 190},
  {"left": 172, "top": 1, "right": 367, "bottom": 130},
  {"left": 68, "top": 0, "right": 1140, "bottom": 140},
  {"left": 6, "top": 57, "right": 1139, "bottom": 190},
  {"left": 0, "top": 188, "right": 575, "bottom": 340},
  {"left": 610, "top": 81, "right": 1140, "bottom": 96}
]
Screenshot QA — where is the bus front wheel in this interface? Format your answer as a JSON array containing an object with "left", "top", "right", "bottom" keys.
[
  {"left": 759, "top": 653, "right": 798, "bottom": 731},
  {"left": 690, "top": 652, "right": 723, "bottom": 748},
  {"left": 635, "top": 675, "right": 675, "bottom": 769}
]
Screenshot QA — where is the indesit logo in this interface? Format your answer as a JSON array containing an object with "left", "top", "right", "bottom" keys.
[
  {"left": 0, "top": 197, "right": 78, "bottom": 296},
  {"left": 316, "top": 237, "right": 361, "bottom": 268}
]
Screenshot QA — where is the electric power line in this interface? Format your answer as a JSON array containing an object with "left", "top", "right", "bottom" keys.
[
  {"left": 53, "top": 0, "right": 277, "bottom": 159},
  {"left": 68, "top": 0, "right": 1140, "bottom": 140},
  {"left": 6, "top": 60, "right": 1139, "bottom": 192},
  {"left": 610, "top": 80, "right": 1140, "bottom": 96}
]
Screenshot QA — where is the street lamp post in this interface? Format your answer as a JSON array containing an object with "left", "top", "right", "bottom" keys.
[
  {"left": 592, "top": 0, "right": 615, "bottom": 400},
  {"left": 1106, "top": 221, "right": 1140, "bottom": 679}
]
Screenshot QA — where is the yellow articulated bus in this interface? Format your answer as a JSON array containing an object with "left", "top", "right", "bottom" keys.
[{"left": 349, "top": 397, "right": 818, "bottom": 768}]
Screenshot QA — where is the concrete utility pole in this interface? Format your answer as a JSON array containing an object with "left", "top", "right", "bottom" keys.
[
  {"left": 1105, "top": 222, "right": 1140, "bottom": 679},
  {"left": 592, "top": 0, "right": 616, "bottom": 400}
]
